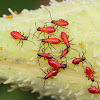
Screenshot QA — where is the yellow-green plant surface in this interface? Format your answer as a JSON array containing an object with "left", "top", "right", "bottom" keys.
[{"left": 0, "top": 0, "right": 100, "bottom": 100}]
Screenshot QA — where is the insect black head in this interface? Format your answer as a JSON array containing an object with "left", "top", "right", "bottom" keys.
[
  {"left": 44, "top": 76, "right": 48, "bottom": 80},
  {"left": 63, "top": 64, "right": 67, "bottom": 69},
  {"left": 23, "top": 36, "right": 28, "bottom": 40},
  {"left": 60, "top": 56, "right": 63, "bottom": 59},
  {"left": 67, "top": 44, "right": 70, "bottom": 48},
  {"left": 51, "top": 20, "right": 55, "bottom": 24},
  {"left": 91, "top": 78, "right": 95, "bottom": 82},
  {"left": 41, "top": 39, "right": 45, "bottom": 42},
  {"left": 82, "top": 57, "right": 86, "bottom": 61},
  {"left": 37, "top": 27, "right": 41, "bottom": 31},
  {"left": 37, "top": 53, "right": 41, "bottom": 56}
]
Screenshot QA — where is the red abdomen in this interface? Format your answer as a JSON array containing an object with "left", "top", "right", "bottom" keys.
[
  {"left": 42, "top": 38, "right": 61, "bottom": 44},
  {"left": 88, "top": 88, "right": 100, "bottom": 94},
  {"left": 85, "top": 67, "right": 94, "bottom": 81},
  {"left": 85, "top": 67, "right": 93, "bottom": 76},
  {"left": 60, "top": 48, "right": 69, "bottom": 58},
  {"left": 46, "top": 69, "right": 58, "bottom": 79},
  {"left": 72, "top": 58, "right": 82, "bottom": 64},
  {"left": 41, "top": 27, "right": 56, "bottom": 33},
  {"left": 61, "top": 32, "right": 69, "bottom": 43},
  {"left": 48, "top": 60, "right": 63, "bottom": 68},
  {"left": 41, "top": 53, "right": 53, "bottom": 59},
  {"left": 10, "top": 31, "right": 24, "bottom": 40},
  {"left": 55, "top": 20, "right": 69, "bottom": 26},
  {"left": 61, "top": 32, "right": 70, "bottom": 47}
]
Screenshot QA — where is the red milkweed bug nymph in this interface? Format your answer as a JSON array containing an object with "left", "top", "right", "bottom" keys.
[
  {"left": 37, "top": 53, "right": 53, "bottom": 59},
  {"left": 88, "top": 82, "right": 100, "bottom": 94},
  {"left": 72, "top": 51, "right": 92, "bottom": 68},
  {"left": 44, "top": 6, "right": 69, "bottom": 29},
  {"left": 10, "top": 30, "right": 36, "bottom": 48},
  {"left": 37, "top": 51, "right": 53, "bottom": 65},
  {"left": 39, "top": 37, "right": 61, "bottom": 51},
  {"left": 88, "top": 87, "right": 100, "bottom": 94},
  {"left": 48, "top": 60, "right": 67, "bottom": 69},
  {"left": 37, "top": 68, "right": 58, "bottom": 88},
  {"left": 61, "top": 32, "right": 74, "bottom": 48},
  {"left": 85, "top": 67, "right": 94, "bottom": 82},
  {"left": 32, "top": 22, "right": 56, "bottom": 39},
  {"left": 48, "top": 59, "right": 74, "bottom": 71},
  {"left": 61, "top": 32, "right": 77, "bottom": 52},
  {"left": 37, "top": 46, "right": 56, "bottom": 65},
  {"left": 60, "top": 48, "right": 69, "bottom": 59},
  {"left": 41, "top": 38, "right": 61, "bottom": 44}
]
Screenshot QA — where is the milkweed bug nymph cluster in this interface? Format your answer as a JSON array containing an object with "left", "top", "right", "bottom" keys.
[{"left": 10, "top": 7, "right": 98, "bottom": 92}]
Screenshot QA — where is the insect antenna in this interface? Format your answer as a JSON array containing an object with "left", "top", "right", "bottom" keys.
[
  {"left": 26, "top": 29, "right": 35, "bottom": 42},
  {"left": 38, "top": 42, "right": 43, "bottom": 52},
  {"left": 69, "top": 38, "right": 74, "bottom": 42},
  {"left": 40, "top": 68, "right": 47, "bottom": 74},
  {"left": 37, "top": 76, "right": 46, "bottom": 88},
  {"left": 82, "top": 50, "right": 93, "bottom": 68},
  {"left": 27, "top": 40, "right": 36, "bottom": 45},
  {"left": 27, "top": 29, "right": 31, "bottom": 38},
  {"left": 67, "top": 66, "right": 76, "bottom": 71},
  {"left": 44, "top": 6, "right": 53, "bottom": 21},
  {"left": 82, "top": 50, "right": 86, "bottom": 57},
  {"left": 70, "top": 47, "right": 77, "bottom": 51},
  {"left": 37, "top": 49, "right": 41, "bottom": 65},
  {"left": 32, "top": 22, "right": 39, "bottom": 39},
  {"left": 43, "top": 80, "right": 46, "bottom": 89},
  {"left": 37, "top": 76, "right": 44, "bottom": 79},
  {"left": 84, "top": 60, "right": 93, "bottom": 68}
]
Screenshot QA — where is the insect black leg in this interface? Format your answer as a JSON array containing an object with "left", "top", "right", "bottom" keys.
[
  {"left": 43, "top": 80, "right": 46, "bottom": 89},
  {"left": 60, "top": 26, "right": 70, "bottom": 30},
  {"left": 40, "top": 68, "right": 47, "bottom": 74},
  {"left": 21, "top": 40, "right": 23, "bottom": 48},
  {"left": 56, "top": 25, "right": 58, "bottom": 33},
  {"left": 69, "top": 57, "right": 76, "bottom": 59},
  {"left": 44, "top": 46, "right": 46, "bottom": 53},
  {"left": 50, "top": 77, "right": 54, "bottom": 79},
  {"left": 43, "top": 33, "right": 47, "bottom": 38},
  {"left": 37, "top": 56, "right": 40, "bottom": 65},
  {"left": 86, "top": 60, "right": 93, "bottom": 68},
  {"left": 28, "top": 29, "right": 31, "bottom": 36},
  {"left": 38, "top": 32, "right": 42, "bottom": 38},
  {"left": 50, "top": 44, "right": 56, "bottom": 50},
  {"left": 69, "top": 38, "right": 74, "bottom": 42},
  {"left": 70, "top": 47, "right": 78, "bottom": 51},
  {"left": 32, "top": 30, "right": 37, "bottom": 39},
  {"left": 17, "top": 40, "right": 20, "bottom": 47},
  {"left": 81, "top": 62, "right": 85, "bottom": 70},
  {"left": 48, "top": 43, "right": 52, "bottom": 51},
  {"left": 38, "top": 42, "right": 43, "bottom": 52},
  {"left": 47, "top": 69, "right": 49, "bottom": 73}
]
